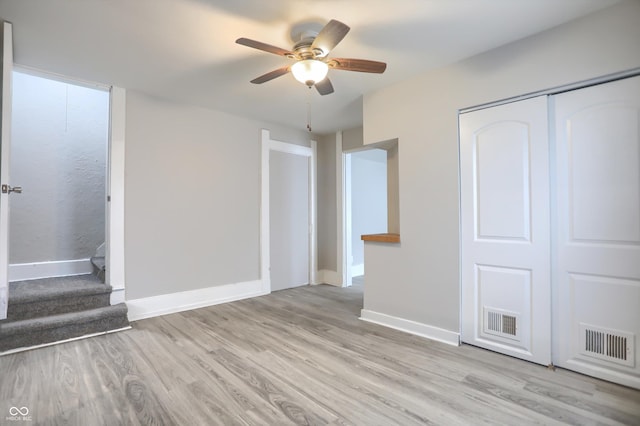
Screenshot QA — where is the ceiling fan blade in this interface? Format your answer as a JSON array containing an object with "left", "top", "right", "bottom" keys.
[
  {"left": 315, "top": 78, "right": 334, "bottom": 96},
  {"left": 329, "top": 58, "right": 387, "bottom": 73},
  {"left": 236, "top": 38, "right": 293, "bottom": 57},
  {"left": 311, "top": 20, "right": 350, "bottom": 57},
  {"left": 250, "top": 66, "right": 291, "bottom": 84}
]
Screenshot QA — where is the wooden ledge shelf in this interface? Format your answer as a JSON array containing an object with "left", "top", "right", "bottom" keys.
[{"left": 361, "top": 233, "right": 401, "bottom": 243}]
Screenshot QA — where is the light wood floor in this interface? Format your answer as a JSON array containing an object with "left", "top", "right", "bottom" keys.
[{"left": 1, "top": 283, "right": 639, "bottom": 425}]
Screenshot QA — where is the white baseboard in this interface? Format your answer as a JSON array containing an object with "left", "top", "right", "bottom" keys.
[
  {"left": 351, "top": 263, "right": 364, "bottom": 277},
  {"left": 360, "top": 309, "right": 460, "bottom": 347},
  {"left": 316, "top": 269, "right": 343, "bottom": 287},
  {"left": 110, "top": 287, "right": 126, "bottom": 305},
  {"left": 9, "top": 259, "right": 93, "bottom": 282},
  {"left": 127, "top": 280, "right": 267, "bottom": 322}
]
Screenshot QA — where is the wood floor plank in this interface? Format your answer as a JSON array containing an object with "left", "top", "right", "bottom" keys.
[
  {"left": 522, "top": 380, "right": 639, "bottom": 425},
  {"left": 252, "top": 349, "right": 407, "bottom": 425},
  {"left": 1, "top": 283, "right": 639, "bottom": 425}
]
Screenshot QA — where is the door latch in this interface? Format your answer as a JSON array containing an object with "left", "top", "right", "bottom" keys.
[{"left": 1, "top": 184, "right": 22, "bottom": 194}]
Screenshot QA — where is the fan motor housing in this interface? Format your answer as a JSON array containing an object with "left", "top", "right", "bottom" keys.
[{"left": 291, "top": 37, "right": 324, "bottom": 60}]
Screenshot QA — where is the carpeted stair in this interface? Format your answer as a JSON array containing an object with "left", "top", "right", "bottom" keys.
[
  {"left": 91, "top": 255, "right": 106, "bottom": 282},
  {"left": 0, "top": 274, "right": 129, "bottom": 352}
]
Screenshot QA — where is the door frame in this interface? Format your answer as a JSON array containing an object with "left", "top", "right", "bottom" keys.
[
  {"left": 0, "top": 20, "right": 13, "bottom": 319},
  {"left": 343, "top": 150, "right": 353, "bottom": 287},
  {"left": 260, "top": 129, "right": 316, "bottom": 293},
  {"left": 107, "top": 86, "right": 126, "bottom": 304}
]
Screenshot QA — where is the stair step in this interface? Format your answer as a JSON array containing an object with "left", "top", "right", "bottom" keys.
[
  {"left": 91, "top": 256, "right": 106, "bottom": 282},
  {"left": 0, "top": 303, "right": 129, "bottom": 352},
  {"left": 90, "top": 256, "right": 105, "bottom": 271},
  {"left": 6, "top": 274, "right": 112, "bottom": 322}
]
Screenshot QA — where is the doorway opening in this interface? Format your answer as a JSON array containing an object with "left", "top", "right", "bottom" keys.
[
  {"left": 9, "top": 70, "right": 110, "bottom": 283},
  {"left": 340, "top": 137, "right": 399, "bottom": 288},
  {"left": 344, "top": 148, "right": 388, "bottom": 286},
  {"left": 260, "top": 129, "right": 317, "bottom": 293}
]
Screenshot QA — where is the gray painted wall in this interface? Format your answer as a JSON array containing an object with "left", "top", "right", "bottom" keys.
[
  {"left": 343, "top": 127, "right": 364, "bottom": 151},
  {"left": 10, "top": 71, "right": 108, "bottom": 264},
  {"left": 361, "top": 0, "right": 640, "bottom": 333},
  {"left": 350, "top": 149, "right": 387, "bottom": 269},
  {"left": 316, "top": 133, "right": 337, "bottom": 272},
  {"left": 124, "top": 92, "right": 310, "bottom": 300}
]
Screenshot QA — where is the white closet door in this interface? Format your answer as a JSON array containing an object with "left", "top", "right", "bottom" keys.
[
  {"left": 269, "top": 150, "right": 310, "bottom": 292},
  {"left": 460, "top": 96, "right": 551, "bottom": 365},
  {"left": 553, "top": 76, "right": 640, "bottom": 389}
]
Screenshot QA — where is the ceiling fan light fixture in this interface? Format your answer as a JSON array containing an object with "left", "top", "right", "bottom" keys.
[
  {"left": 237, "top": 19, "right": 385, "bottom": 97},
  {"left": 291, "top": 59, "right": 328, "bottom": 86}
]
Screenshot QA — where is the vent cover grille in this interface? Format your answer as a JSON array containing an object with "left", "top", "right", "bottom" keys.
[
  {"left": 483, "top": 307, "right": 520, "bottom": 341},
  {"left": 580, "top": 324, "right": 635, "bottom": 368},
  {"left": 502, "top": 314, "right": 517, "bottom": 336}
]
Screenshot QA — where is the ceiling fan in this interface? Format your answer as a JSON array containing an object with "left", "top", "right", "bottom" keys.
[{"left": 236, "top": 19, "right": 387, "bottom": 95}]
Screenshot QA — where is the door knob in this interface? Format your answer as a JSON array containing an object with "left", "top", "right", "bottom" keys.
[{"left": 1, "top": 184, "right": 22, "bottom": 194}]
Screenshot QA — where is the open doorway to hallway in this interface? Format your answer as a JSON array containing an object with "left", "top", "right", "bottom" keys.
[
  {"left": 9, "top": 70, "right": 109, "bottom": 282},
  {"left": 345, "top": 148, "right": 388, "bottom": 286}
]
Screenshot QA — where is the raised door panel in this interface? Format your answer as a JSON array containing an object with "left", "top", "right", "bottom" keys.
[
  {"left": 475, "top": 122, "right": 531, "bottom": 241},
  {"left": 567, "top": 104, "right": 640, "bottom": 243}
]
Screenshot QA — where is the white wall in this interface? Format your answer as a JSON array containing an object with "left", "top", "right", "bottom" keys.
[
  {"left": 361, "top": 0, "right": 640, "bottom": 334},
  {"left": 124, "top": 92, "right": 310, "bottom": 300},
  {"left": 10, "top": 71, "right": 108, "bottom": 264},
  {"left": 350, "top": 149, "right": 387, "bottom": 270}
]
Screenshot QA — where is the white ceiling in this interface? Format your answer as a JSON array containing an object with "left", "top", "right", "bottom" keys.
[{"left": 0, "top": 0, "right": 620, "bottom": 134}]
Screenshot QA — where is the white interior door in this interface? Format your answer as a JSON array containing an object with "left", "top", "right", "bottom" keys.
[
  {"left": 0, "top": 21, "right": 14, "bottom": 320},
  {"left": 269, "top": 147, "right": 311, "bottom": 292},
  {"left": 552, "top": 76, "right": 640, "bottom": 389},
  {"left": 460, "top": 96, "right": 551, "bottom": 365}
]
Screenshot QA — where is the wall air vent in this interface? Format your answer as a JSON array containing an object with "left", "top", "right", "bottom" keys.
[
  {"left": 483, "top": 307, "right": 520, "bottom": 341},
  {"left": 580, "top": 324, "right": 635, "bottom": 368}
]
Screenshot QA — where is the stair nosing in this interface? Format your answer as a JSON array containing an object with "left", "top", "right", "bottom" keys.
[
  {"left": 9, "top": 285, "right": 113, "bottom": 304},
  {"left": 0, "top": 304, "right": 128, "bottom": 336}
]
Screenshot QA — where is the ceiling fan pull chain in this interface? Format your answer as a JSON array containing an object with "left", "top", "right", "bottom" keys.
[{"left": 306, "top": 86, "right": 313, "bottom": 132}]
